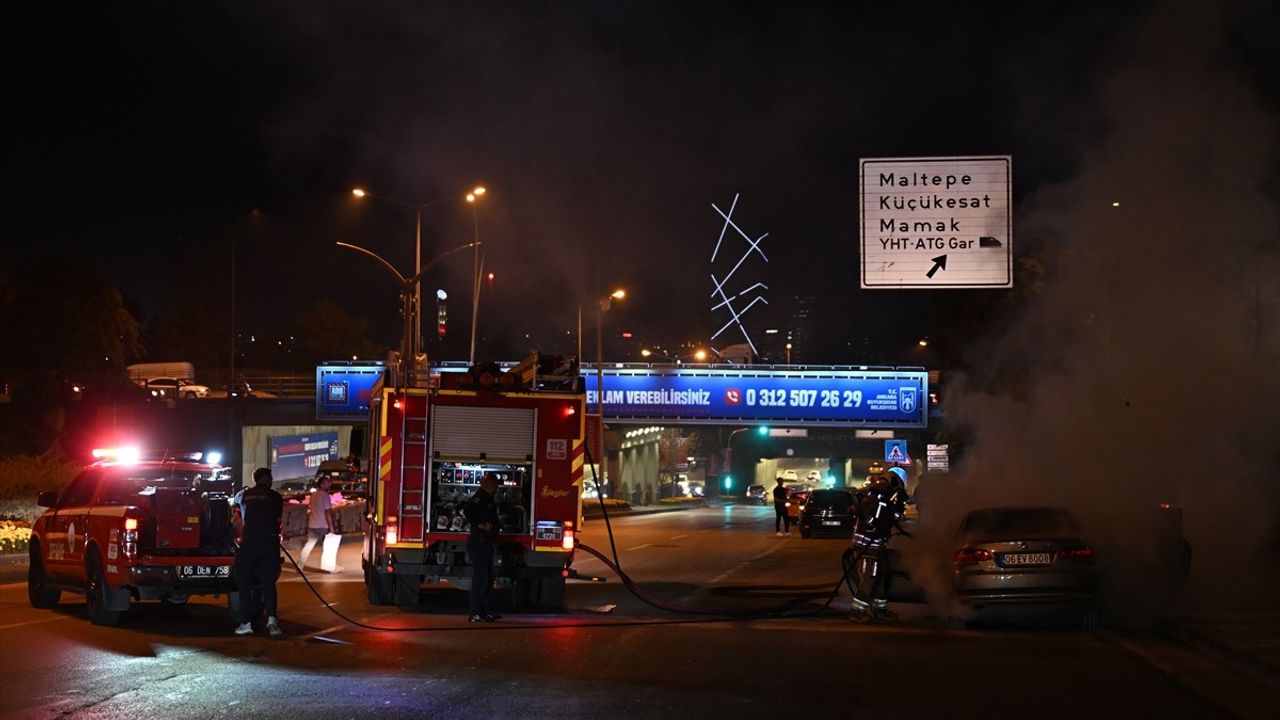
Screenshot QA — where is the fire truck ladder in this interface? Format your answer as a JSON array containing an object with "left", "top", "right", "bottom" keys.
[{"left": 398, "top": 395, "right": 429, "bottom": 542}]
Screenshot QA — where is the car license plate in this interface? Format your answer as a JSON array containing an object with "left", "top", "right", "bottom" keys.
[
  {"left": 1002, "top": 553, "right": 1051, "bottom": 566},
  {"left": 822, "top": 520, "right": 842, "bottom": 526},
  {"left": 178, "top": 564, "right": 232, "bottom": 579}
]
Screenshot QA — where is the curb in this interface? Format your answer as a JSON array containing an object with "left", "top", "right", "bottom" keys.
[{"left": 1161, "top": 618, "right": 1280, "bottom": 693}]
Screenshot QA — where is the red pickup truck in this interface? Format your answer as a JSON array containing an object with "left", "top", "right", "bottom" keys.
[{"left": 27, "top": 449, "right": 241, "bottom": 625}]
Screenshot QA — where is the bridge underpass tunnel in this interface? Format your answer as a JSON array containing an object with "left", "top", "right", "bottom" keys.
[{"left": 728, "top": 430, "right": 928, "bottom": 499}]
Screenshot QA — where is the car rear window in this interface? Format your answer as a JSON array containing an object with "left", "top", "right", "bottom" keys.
[
  {"left": 960, "top": 508, "right": 1080, "bottom": 539},
  {"left": 807, "top": 490, "right": 853, "bottom": 507}
]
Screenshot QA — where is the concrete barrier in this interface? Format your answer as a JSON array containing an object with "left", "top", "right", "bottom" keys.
[{"left": 283, "top": 500, "right": 367, "bottom": 537}]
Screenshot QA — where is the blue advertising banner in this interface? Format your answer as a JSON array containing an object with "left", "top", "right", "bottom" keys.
[
  {"left": 315, "top": 364, "right": 385, "bottom": 420},
  {"left": 581, "top": 367, "right": 928, "bottom": 428},
  {"left": 269, "top": 432, "right": 339, "bottom": 483}
]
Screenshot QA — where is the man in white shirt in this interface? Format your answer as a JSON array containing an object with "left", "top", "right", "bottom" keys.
[{"left": 299, "top": 475, "right": 335, "bottom": 569}]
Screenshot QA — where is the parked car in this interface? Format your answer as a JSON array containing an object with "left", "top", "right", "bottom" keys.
[
  {"left": 206, "top": 383, "right": 278, "bottom": 399},
  {"left": 312, "top": 459, "right": 369, "bottom": 500},
  {"left": 798, "top": 488, "right": 856, "bottom": 538},
  {"left": 138, "top": 376, "right": 209, "bottom": 399},
  {"left": 951, "top": 506, "right": 1099, "bottom": 626},
  {"left": 744, "top": 484, "right": 767, "bottom": 505}
]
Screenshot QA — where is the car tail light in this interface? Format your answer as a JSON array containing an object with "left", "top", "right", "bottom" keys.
[
  {"left": 562, "top": 521, "right": 575, "bottom": 551},
  {"left": 122, "top": 514, "right": 140, "bottom": 559},
  {"left": 1058, "top": 545, "right": 1094, "bottom": 560},
  {"left": 954, "top": 548, "right": 992, "bottom": 564},
  {"left": 385, "top": 518, "right": 399, "bottom": 546}
]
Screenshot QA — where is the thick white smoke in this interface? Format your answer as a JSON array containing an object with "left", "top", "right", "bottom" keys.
[{"left": 905, "top": 1, "right": 1280, "bottom": 627}]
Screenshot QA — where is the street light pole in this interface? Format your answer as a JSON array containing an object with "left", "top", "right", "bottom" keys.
[
  {"left": 336, "top": 240, "right": 478, "bottom": 383},
  {"left": 352, "top": 185, "right": 486, "bottom": 361}
]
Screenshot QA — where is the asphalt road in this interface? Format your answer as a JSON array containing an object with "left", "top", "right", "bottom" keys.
[{"left": 0, "top": 505, "right": 1265, "bottom": 719}]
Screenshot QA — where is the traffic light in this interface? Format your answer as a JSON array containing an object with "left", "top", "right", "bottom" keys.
[
  {"left": 756, "top": 425, "right": 770, "bottom": 436},
  {"left": 722, "top": 475, "right": 733, "bottom": 490}
]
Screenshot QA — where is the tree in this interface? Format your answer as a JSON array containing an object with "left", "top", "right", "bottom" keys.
[
  {"left": 293, "top": 298, "right": 382, "bottom": 368},
  {"left": 0, "top": 255, "right": 142, "bottom": 453}
]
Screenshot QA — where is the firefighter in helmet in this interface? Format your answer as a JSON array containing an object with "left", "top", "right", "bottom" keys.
[{"left": 846, "top": 472, "right": 907, "bottom": 623}]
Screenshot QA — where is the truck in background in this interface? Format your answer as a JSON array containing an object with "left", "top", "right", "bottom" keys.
[
  {"left": 126, "top": 362, "right": 196, "bottom": 383},
  {"left": 363, "top": 353, "right": 585, "bottom": 609}
]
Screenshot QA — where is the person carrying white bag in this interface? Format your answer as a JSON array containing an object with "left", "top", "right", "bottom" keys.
[{"left": 300, "top": 475, "right": 341, "bottom": 572}]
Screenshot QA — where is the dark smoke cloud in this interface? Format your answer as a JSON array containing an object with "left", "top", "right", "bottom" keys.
[{"left": 906, "top": 0, "right": 1280, "bottom": 626}]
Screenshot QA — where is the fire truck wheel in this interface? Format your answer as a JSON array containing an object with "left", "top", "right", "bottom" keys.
[
  {"left": 365, "top": 566, "right": 394, "bottom": 606},
  {"left": 394, "top": 573, "right": 421, "bottom": 608},
  {"left": 520, "top": 577, "right": 566, "bottom": 609},
  {"left": 27, "top": 542, "right": 61, "bottom": 609},
  {"left": 85, "top": 550, "right": 125, "bottom": 626}
]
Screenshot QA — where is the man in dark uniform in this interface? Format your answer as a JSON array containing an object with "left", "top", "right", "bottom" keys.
[
  {"left": 462, "top": 472, "right": 502, "bottom": 622},
  {"left": 772, "top": 476, "right": 791, "bottom": 536},
  {"left": 234, "top": 467, "right": 284, "bottom": 636}
]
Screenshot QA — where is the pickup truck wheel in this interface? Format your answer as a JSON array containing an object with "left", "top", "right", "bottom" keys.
[
  {"left": 183, "top": 391, "right": 197, "bottom": 399},
  {"left": 365, "top": 566, "right": 394, "bottom": 606},
  {"left": 27, "top": 543, "right": 61, "bottom": 609},
  {"left": 86, "top": 551, "right": 125, "bottom": 626}
]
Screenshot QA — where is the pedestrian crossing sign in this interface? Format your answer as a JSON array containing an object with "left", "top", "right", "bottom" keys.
[{"left": 884, "top": 440, "right": 908, "bottom": 464}]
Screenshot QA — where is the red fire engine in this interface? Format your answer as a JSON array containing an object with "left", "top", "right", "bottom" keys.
[{"left": 362, "top": 354, "right": 585, "bottom": 609}]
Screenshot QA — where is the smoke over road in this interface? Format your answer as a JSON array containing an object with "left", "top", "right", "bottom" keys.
[{"left": 905, "top": 1, "right": 1280, "bottom": 627}]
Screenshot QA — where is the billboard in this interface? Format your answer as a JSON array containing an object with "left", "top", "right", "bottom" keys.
[
  {"left": 269, "top": 431, "right": 339, "bottom": 483},
  {"left": 315, "top": 363, "right": 385, "bottom": 420},
  {"left": 860, "top": 156, "right": 1012, "bottom": 289},
  {"left": 583, "top": 367, "right": 928, "bottom": 428}
]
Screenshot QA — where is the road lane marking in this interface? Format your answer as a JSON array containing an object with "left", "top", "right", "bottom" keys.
[
  {"left": 0, "top": 614, "right": 71, "bottom": 631},
  {"left": 670, "top": 534, "right": 687, "bottom": 540},
  {"left": 626, "top": 544, "right": 652, "bottom": 551}
]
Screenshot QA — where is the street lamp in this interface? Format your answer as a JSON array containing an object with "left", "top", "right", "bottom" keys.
[
  {"left": 785, "top": 342, "right": 793, "bottom": 364},
  {"left": 336, "top": 239, "right": 478, "bottom": 383},
  {"left": 465, "top": 186, "right": 486, "bottom": 364},
  {"left": 351, "top": 185, "right": 487, "bottom": 357}
]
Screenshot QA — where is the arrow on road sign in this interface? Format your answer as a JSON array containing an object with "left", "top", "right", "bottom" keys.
[
  {"left": 979, "top": 236, "right": 1002, "bottom": 247},
  {"left": 926, "top": 255, "right": 947, "bottom": 278}
]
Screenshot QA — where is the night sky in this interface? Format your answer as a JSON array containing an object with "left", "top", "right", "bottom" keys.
[{"left": 8, "top": 1, "right": 1277, "bottom": 367}]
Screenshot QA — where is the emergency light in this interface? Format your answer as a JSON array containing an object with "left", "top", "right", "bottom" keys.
[{"left": 92, "top": 446, "right": 142, "bottom": 464}]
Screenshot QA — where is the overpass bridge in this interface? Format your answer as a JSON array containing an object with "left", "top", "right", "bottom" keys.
[{"left": 68, "top": 363, "right": 942, "bottom": 502}]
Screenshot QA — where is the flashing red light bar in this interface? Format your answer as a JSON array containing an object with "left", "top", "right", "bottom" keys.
[{"left": 92, "top": 447, "right": 142, "bottom": 464}]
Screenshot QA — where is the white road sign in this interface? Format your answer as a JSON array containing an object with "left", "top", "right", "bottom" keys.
[{"left": 860, "top": 156, "right": 1012, "bottom": 289}]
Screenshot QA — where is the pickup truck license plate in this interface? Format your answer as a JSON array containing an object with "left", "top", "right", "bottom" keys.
[
  {"left": 178, "top": 564, "right": 232, "bottom": 579},
  {"left": 1002, "top": 553, "right": 1051, "bottom": 566}
]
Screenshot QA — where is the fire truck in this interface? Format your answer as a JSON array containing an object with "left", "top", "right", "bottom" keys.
[{"left": 362, "top": 354, "right": 586, "bottom": 609}]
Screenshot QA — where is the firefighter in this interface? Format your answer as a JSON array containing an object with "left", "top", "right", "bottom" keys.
[
  {"left": 847, "top": 473, "right": 907, "bottom": 623},
  {"left": 234, "top": 467, "right": 284, "bottom": 637},
  {"left": 462, "top": 472, "right": 502, "bottom": 622}
]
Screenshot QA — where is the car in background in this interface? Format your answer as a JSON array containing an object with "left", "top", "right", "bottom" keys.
[
  {"left": 951, "top": 507, "right": 1099, "bottom": 626},
  {"left": 276, "top": 479, "right": 311, "bottom": 502},
  {"left": 138, "top": 376, "right": 210, "bottom": 399},
  {"left": 805, "top": 470, "right": 822, "bottom": 482},
  {"left": 784, "top": 488, "right": 809, "bottom": 524},
  {"left": 798, "top": 488, "right": 856, "bottom": 538},
  {"left": 781, "top": 469, "right": 799, "bottom": 481},
  {"left": 312, "top": 459, "right": 369, "bottom": 501},
  {"left": 206, "top": 383, "right": 278, "bottom": 399},
  {"left": 744, "top": 485, "right": 767, "bottom": 505}
]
